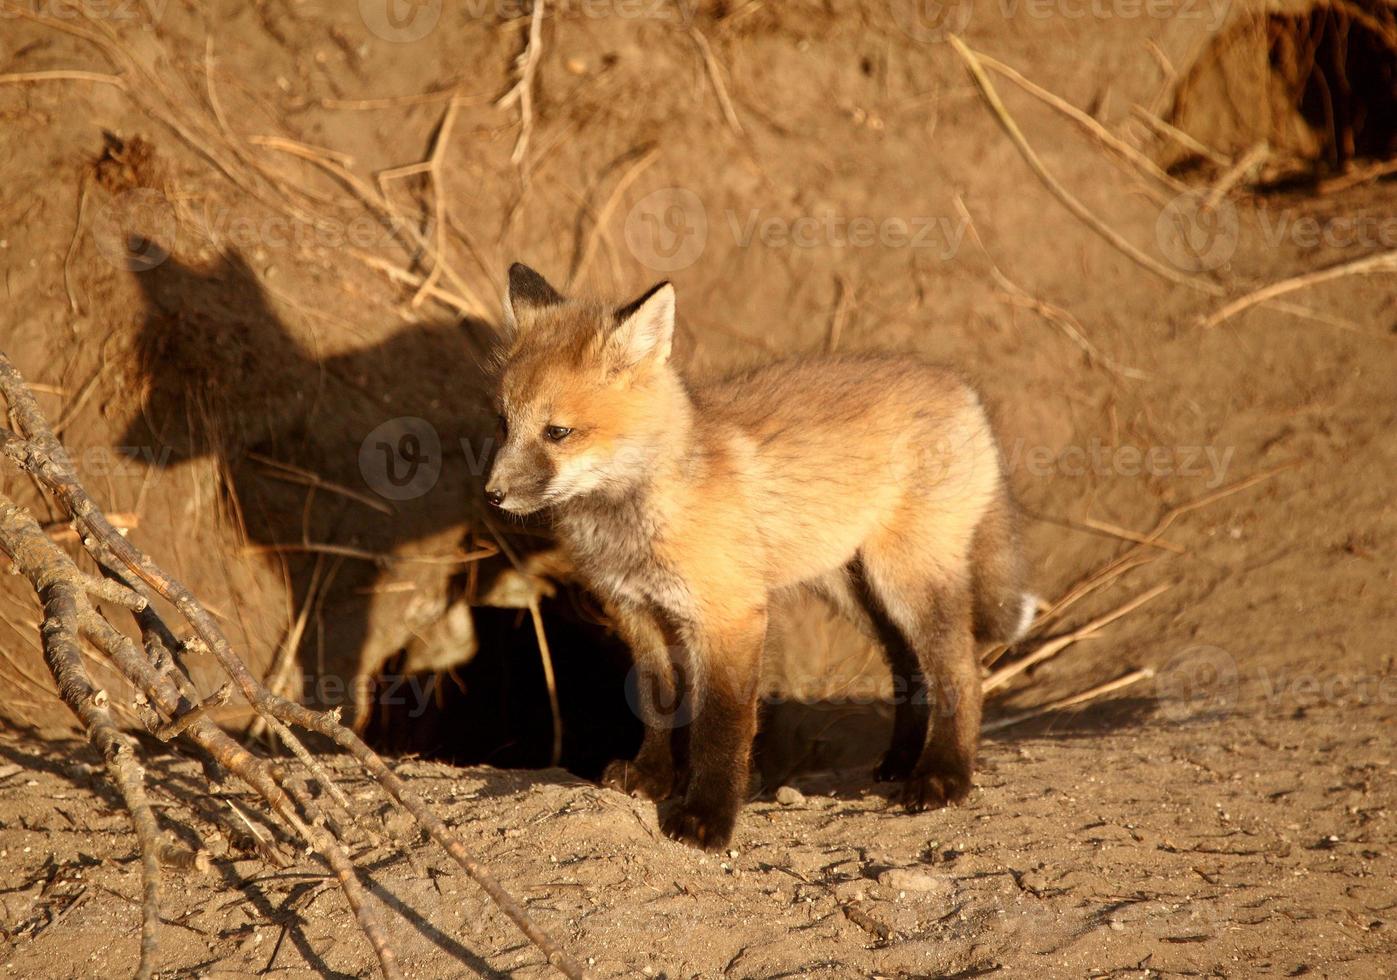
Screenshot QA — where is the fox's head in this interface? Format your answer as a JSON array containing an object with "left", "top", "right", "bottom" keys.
[{"left": 484, "top": 263, "right": 683, "bottom": 515}]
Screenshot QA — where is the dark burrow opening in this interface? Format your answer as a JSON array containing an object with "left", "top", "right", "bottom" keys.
[
  {"left": 1168, "top": 1, "right": 1397, "bottom": 179},
  {"left": 1274, "top": 2, "right": 1397, "bottom": 169},
  {"left": 360, "top": 579, "right": 899, "bottom": 789},
  {"left": 363, "top": 589, "right": 642, "bottom": 781}
]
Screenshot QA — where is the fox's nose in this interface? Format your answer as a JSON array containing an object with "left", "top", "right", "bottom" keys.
[{"left": 484, "top": 487, "right": 506, "bottom": 507}]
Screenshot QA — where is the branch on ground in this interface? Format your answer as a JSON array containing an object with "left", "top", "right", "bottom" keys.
[{"left": 0, "top": 349, "right": 589, "bottom": 980}]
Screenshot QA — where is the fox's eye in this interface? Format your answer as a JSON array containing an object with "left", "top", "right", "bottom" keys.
[{"left": 545, "top": 425, "right": 573, "bottom": 442}]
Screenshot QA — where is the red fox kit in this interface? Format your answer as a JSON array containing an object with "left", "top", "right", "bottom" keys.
[{"left": 486, "top": 264, "right": 1033, "bottom": 849}]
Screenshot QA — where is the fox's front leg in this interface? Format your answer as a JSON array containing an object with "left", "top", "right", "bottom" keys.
[
  {"left": 663, "top": 605, "right": 767, "bottom": 850},
  {"left": 601, "top": 601, "right": 677, "bottom": 802}
]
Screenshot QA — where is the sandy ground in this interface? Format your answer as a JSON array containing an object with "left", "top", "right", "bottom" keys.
[
  {"left": 1, "top": 0, "right": 1395, "bottom": 976},
  {"left": 2, "top": 699, "right": 1395, "bottom": 978}
]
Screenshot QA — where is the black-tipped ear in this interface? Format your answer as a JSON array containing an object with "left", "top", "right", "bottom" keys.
[
  {"left": 609, "top": 280, "right": 675, "bottom": 366},
  {"left": 503, "top": 263, "right": 565, "bottom": 334}
]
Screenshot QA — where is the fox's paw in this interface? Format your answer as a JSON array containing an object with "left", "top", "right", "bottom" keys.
[
  {"left": 661, "top": 797, "right": 737, "bottom": 851},
  {"left": 601, "top": 759, "right": 674, "bottom": 802},
  {"left": 875, "top": 745, "right": 918, "bottom": 784},
  {"left": 902, "top": 764, "right": 973, "bottom": 813}
]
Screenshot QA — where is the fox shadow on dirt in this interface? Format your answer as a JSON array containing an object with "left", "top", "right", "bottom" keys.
[
  {"left": 113, "top": 246, "right": 1156, "bottom": 792},
  {"left": 115, "top": 245, "right": 640, "bottom": 778}
]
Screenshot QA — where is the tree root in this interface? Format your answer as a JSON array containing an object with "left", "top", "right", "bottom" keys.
[{"left": 0, "top": 349, "right": 589, "bottom": 979}]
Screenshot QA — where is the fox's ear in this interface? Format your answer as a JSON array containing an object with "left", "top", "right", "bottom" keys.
[
  {"left": 503, "top": 263, "right": 565, "bottom": 335},
  {"left": 609, "top": 281, "right": 675, "bottom": 367}
]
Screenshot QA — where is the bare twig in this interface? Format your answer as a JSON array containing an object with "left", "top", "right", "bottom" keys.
[
  {"left": 984, "top": 583, "right": 1171, "bottom": 693},
  {"left": 154, "top": 683, "right": 231, "bottom": 740},
  {"left": 0, "top": 350, "right": 589, "bottom": 979},
  {"left": 974, "top": 51, "right": 1186, "bottom": 196},
  {"left": 569, "top": 145, "right": 659, "bottom": 287},
  {"left": 1130, "top": 104, "right": 1230, "bottom": 167},
  {"left": 947, "top": 35, "right": 1224, "bottom": 296},
  {"left": 498, "top": 0, "right": 546, "bottom": 167},
  {"left": 983, "top": 667, "right": 1155, "bottom": 733},
  {"left": 529, "top": 597, "right": 564, "bottom": 768},
  {"left": 690, "top": 26, "right": 745, "bottom": 137},
  {"left": 0, "top": 494, "right": 162, "bottom": 980},
  {"left": 1202, "top": 141, "right": 1269, "bottom": 210},
  {"left": 1198, "top": 250, "right": 1397, "bottom": 328}
]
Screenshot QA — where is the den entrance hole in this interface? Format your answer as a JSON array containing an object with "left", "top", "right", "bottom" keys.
[
  {"left": 363, "top": 585, "right": 642, "bottom": 781},
  {"left": 1166, "top": 1, "right": 1396, "bottom": 179},
  {"left": 360, "top": 574, "right": 899, "bottom": 787}
]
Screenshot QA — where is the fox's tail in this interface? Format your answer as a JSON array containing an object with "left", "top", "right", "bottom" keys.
[{"left": 970, "top": 488, "right": 1037, "bottom": 646}]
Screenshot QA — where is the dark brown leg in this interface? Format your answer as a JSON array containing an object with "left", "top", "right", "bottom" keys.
[
  {"left": 662, "top": 607, "right": 766, "bottom": 850},
  {"left": 903, "top": 585, "right": 981, "bottom": 810},
  {"left": 848, "top": 558, "right": 931, "bottom": 783},
  {"left": 862, "top": 549, "right": 982, "bottom": 811},
  {"left": 601, "top": 602, "right": 676, "bottom": 802}
]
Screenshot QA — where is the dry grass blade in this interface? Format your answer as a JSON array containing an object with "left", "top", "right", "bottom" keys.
[
  {"left": 498, "top": 0, "right": 546, "bottom": 167},
  {"left": 954, "top": 194, "right": 1146, "bottom": 381},
  {"left": 1202, "top": 141, "right": 1269, "bottom": 210},
  {"left": 1198, "top": 250, "right": 1397, "bottom": 328},
  {"left": 1130, "top": 104, "right": 1230, "bottom": 167},
  {"left": 249, "top": 452, "right": 394, "bottom": 515},
  {"left": 946, "top": 34, "right": 1224, "bottom": 296},
  {"left": 250, "top": 136, "right": 490, "bottom": 318},
  {"left": 1033, "top": 462, "right": 1294, "bottom": 631},
  {"left": 984, "top": 583, "right": 1171, "bottom": 693},
  {"left": 1071, "top": 516, "right": 1185, "bottom": 554},
  {"left": 249, "top": 554, "right": 331, "bottom": 742},
  {"left": 569, "top": 145, "right": 659, "bottom": 287},
  {"left": 1319, "top": 158, "right": 1397, "bottom": 194},
  {"left": 827, "top": 275, "right": 852, "bottom": 353},
  {"left": 0, "top": 69, "right": 127, "bottom": 88},
  {"left": 690, "top": 26, "right": 745, "bottom": 137},
  {"left": 975, "top": 51, "right": 1186, "bottom": 196},
  {"left": 243, "top": 542, "right": 498, "bottom": 565},
  {"left": 529, "top": 597, "right": 564, "bottom": 768},
  {"left": 983, "top": 667, "right": 1155, "bottom": 733},
  {"left": 413, "top": 97, "right": 467, "bottom": 308}
]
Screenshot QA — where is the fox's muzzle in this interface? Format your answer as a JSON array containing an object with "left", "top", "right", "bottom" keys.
[{"left": 484, "top": 439, "right": 554, "bottom": 514}]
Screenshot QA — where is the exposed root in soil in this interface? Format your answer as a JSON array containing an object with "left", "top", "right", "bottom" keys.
[{"left": 0, "top": 352, "right": 589, "bottom": 978}]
